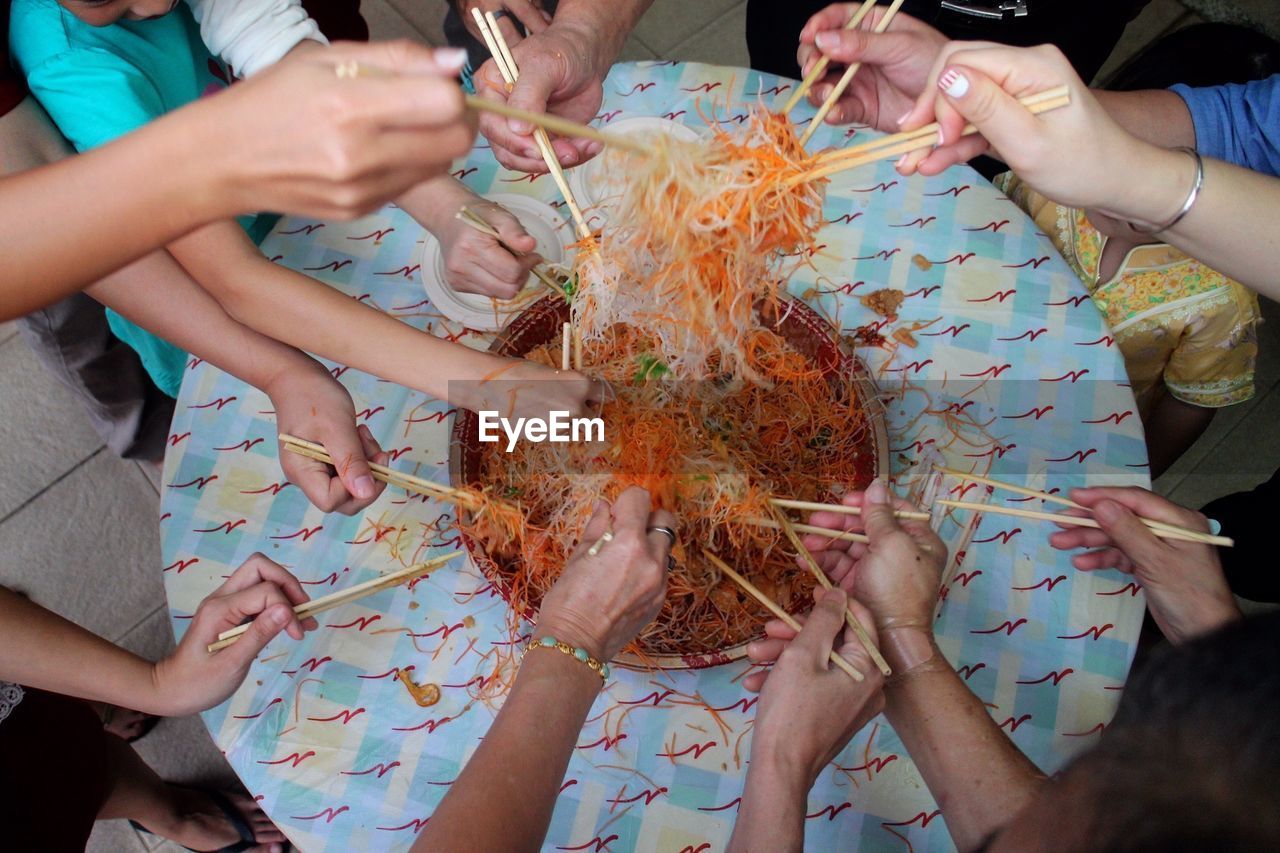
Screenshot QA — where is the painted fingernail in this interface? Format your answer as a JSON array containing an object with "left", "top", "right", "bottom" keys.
[
  {"left": 354, "top": 475, "right": 375, "bottom": 499},
  {"left": 815, "top": 31, "right": 839, "bottom": 50},
  {"left": 938, "top": 68, "right": 969, "bottom": 98},
  {"left": 436, "top": 47, "right": 468, "bottom": 70}
]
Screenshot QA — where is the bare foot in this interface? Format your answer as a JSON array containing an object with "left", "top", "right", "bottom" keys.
[{"left": 146, "top": 788, "right": 286, "bottom": 852}]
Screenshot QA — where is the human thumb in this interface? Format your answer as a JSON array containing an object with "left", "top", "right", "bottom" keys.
[
  {"left": 221, "top": 604, "right": 292, "bottom": 669},
  {"left": 936, "top": 64, "right": 1039, "bottom": 153},
  {"left": 814, "top": 27, "right": 903, "bottom": 68},
  {"left": 796, "top": 588, "right": 848, "bottom": 666},
  {"left": 506, "top": 63, "right": 558, "bottom": 135},
  {"left": 1092, "top": 499, "right": 1166, "bottom": 568},
  {"left": 861, "top": 478, "right": 901, "bottom": 541}
]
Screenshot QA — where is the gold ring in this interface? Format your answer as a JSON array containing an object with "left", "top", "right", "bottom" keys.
[{"left": 335, "top": 60, "right": 361, "bottom": 79}]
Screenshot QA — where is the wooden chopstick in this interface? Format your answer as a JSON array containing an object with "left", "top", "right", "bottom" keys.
[
  {"left": 783, "top": 0, "right": 880, "bottom": 115},
  {"left": 464, "top": 95, "right": 650, "bottom": 157},
  {"left": 454, "top": 207, "right": 571, "bottom": 300},
  {"left": 470, "top": 11, "right": 594, "bottom": 240},
  {"left": 770, "top": 497, "right": 931, "bottom": 521},
  {"left": 770, "top": 508, "right": 892, "bottom": 675},
  {"left": 206, "top": 552, "right": 463, "bottom": 652},
  {"left": 935, "top": 466, "right": 1232, "bottom": 547},
  {"left": 795, "top": 87, "right": 1070, "bottom": 184},
  {"left": 278, "top": 433, "right": 494, "bottom": 511},
  {"left": 746, "top": 516, "right": 869, "bottom": 544},
  {"left": 936, "top": 499, "right": 1234, "bottom": 547},
  {"left": 703, "top": 550, "right": 866, "bottom": 681},
  {"left": 799, "top": 0, "right": 906, "bottom": 145},
  {"left": 560, "top": 321, "right": 572, "bottom": 371}
]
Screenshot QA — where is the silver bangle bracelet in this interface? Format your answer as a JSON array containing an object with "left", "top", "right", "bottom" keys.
[{"left": 1128, "top": 146, "right": 1204, "bottom": 235}]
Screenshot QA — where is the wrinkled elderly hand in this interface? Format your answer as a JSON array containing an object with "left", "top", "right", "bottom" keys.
[
  {"left": 473, "top": 24, "right": 609, "bottom": 173},
  {"left": 802, "top": 479, "right": 946, "bottom": 634},
  {"left": 536, "top": 487, "right": 675, "bottom": 660},
  {"left": 796, "top": 5, "right": 947, "bottom": 130},
  {"left": 1049, "top": 487, "right": 1240, "bottom": 643}
]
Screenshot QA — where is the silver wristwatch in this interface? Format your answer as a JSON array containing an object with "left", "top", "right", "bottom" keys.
[{"left": 939, "top": 0, "right": 1029, "bottom": 20}]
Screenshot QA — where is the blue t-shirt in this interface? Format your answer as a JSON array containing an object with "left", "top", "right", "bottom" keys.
[
  {"left": 9, "top": 0, "right": 272, "bottom": 397},
  {"left": 1171, "top": 74, "right": 1280, "bottom": 178}
]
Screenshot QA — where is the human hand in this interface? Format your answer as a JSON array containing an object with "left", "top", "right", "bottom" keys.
[
  {"left": 797, "top": 6, "right": 947, "bottom": 130},
  {"left": 267, "top": 358, "right": 389, "bottom": 514},
  {"left": 801, "top": 479, "right": 945, "bottom": 634},
  {"left": 456, "top": 0, "right": 552, "bottom": 46},
  {"left": 465, "top": 356, "right": 607, "bottom": 420},
  {"left": 535, "top": 487, "right": 675, "bottom": 660},
  {"left": 474, "top": 24, "right": 609, "bottom": 172},
  {"left": 152, "top": 554, "right": 317, "bottom": 716},
  {"left": 203, "top": 41, "right": 475, "bottom": 220},
  {"left": 743, "top": 589, "right": 884, "bottom": 787},
  {"left": 436, "top": 197, "right": 541, "bottom": 299},
  {"left": 1048, "top": 487, "right": 1240, "bottom": 644},
  {"left": 893, "top": 43, "right": 1191, "bottom": 226}
]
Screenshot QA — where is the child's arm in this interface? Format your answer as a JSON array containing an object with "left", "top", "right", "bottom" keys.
[
  {"left": 186, "top": 0, "right": 325, "bottom": 78},
  {"left": 0, "top": 43, "right": 472, "bottom": 320},
  {"left": 0, "top": 555, "right": 315, "bottom": 717},
  {"left": 88, "top": 249, "right": 389, "bottom": 513},
  {"left": 398, "top": 175, "right": 543, "bottom": 299},
  {"left": 166, "top": 220, "right": 601, "bottom": 418}
]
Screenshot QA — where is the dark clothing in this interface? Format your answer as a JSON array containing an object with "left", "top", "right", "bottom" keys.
[
  {"left": 0, "top": 686, "right": 111, "bottom": 851},
  {"left": 300, "top": 0, "right": 368, "bottom": 42},
  {"left": 1, "top": 0, "right": 26, "bottom": 116},
  {"left": 745, "top": 0, "right": 1150, "bottom": 85},
  {"left": 1202, "top": 468, "right": 1280, "bottom": 604}
]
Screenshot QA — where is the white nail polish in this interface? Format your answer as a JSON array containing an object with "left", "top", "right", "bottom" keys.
[
  {"left": 437, "top": 47, "right": 468, "bottom": 70},
  {"left": 938, "top": 68, "right": 969, "bottom": 98}
]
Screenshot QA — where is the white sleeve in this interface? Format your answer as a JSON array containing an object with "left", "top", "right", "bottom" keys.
[{"left": 186, "top": 0, "right": 329, "bottom": 79}]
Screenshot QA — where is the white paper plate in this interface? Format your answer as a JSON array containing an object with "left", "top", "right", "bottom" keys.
[
  {"left": 568, "top": 117, "right": 700, "bottom": 223},
  {"left": 420, "top": 194, "right": 572, "bottom": 332}
]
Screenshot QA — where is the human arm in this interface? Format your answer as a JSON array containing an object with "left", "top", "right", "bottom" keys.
[
  {"left": 86, "top": 251, "right": 388, "bottom": 512},
  {"left": 0, "top": 555, "right": 315, "bottom": 717},
  {"left": 1048, "top": 487, "right": 1240, "bottom": 643},
  {"left": 166, "top": 221, "right": 599, "bottom": 418},
  {"left": 729, "top": 590, "right": 884, "bottom": 853},
  {"left": 397, "top": 175, "right": 541, "bottom": 298},
  {"left": 802, "top": 480, "right": 1046, "bottom": 850},
  {"left": 413, "top": 488, "right": 674, "bottom": 852},
  {"left": 186, "top": 0, "right": 325, "bottom": 79},
  {"left": 0, "top": 41, "right": 473, "bottom": 320},
  {"left": 901, "top": 45, "right": 1280, "bottom": 296},
  {"left": 474, "top": 0, "right": 655, "bottom": 172}
]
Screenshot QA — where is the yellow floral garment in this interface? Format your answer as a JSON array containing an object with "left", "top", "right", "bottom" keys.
[{"left": 996, "top": 174, "right": 1260, "bottom": 415}]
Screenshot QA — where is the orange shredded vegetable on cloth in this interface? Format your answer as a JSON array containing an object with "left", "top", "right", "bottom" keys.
[
  {"left": 461, "top": 324, "right": 874, "bottom": 660},
  {"left": 573, "top": 108, "right": 827, "bottom": 382}
]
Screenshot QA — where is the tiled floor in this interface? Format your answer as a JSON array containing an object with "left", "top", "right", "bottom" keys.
[{"left": 2, "top": 1, "right": 1276, "bottom": 851}]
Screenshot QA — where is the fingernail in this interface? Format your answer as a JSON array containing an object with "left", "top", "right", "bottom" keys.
[
  {"left": 354, "top": 475, "right": 375, "bottom": 499},
  {"left": 895, "top": 154, "right": 907, "bottom": 170},
  {"left": 524, "top": 146, "right": 540, "bottom": 158},
  {"left": 822, "top": 588, "right": 845, "bottom": 604},
  {"left": 937, "top": 125, "right": 947, "bottom": 146},
  {"left": 585, "top": 140, "right": 603, "bottom": 156},
  {"left": 866, "top": 477, "right": 888, "bottom": 504},
  {"left": 938, "top": 68, "right": 969, "bottom": 98},
  {"left": 270, "top": 605, "right": 290, "bottom": 627},
  {"left": 817, "top": 84, "right": 833, "bottom": 101},
  {"left": 510, "top": 118, "right": 531, "bottom": 134},
  {"left": 437, "top": 47, "right": 468, "bottom": 70},
  {"left": 815, "top": 31, "right": 839, "bottom": 50},
  {"left": 895, "top": 110, "right": 911, "bottom": 128}
]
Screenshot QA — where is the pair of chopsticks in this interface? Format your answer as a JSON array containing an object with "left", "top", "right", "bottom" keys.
[
  {"left": 206, "top": 551, "right": 463, "bottom": 652},
  {"left": 470, "top": 9, "right": 594, "bottom": 241},
  {"left": 936, "top": 467, "right": 1233, "bottom": 547},
  {"left": 454, "top": 205, "right": 571, "bottom": 301},
  {"left": 793, "top": 0, "right": 908, "bottom": 145},
  {"left": 558, "top": 321, "right": 583, "bottom": 371},
  {"left": 791, "top": 85, "right": 1071, "bottom": 184},
  {"left": 704, "top": 550, "right": 869, "bottom": 682},
  {"left": 278, "top": 433, "right": 506, "bottom": 514}
]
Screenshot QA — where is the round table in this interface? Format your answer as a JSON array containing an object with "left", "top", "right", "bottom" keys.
[{"left": 161, "top": 62, "right": 1148, "bottom": 852}]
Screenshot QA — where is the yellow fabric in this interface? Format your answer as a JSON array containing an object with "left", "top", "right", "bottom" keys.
[{"left": 997, "top": 173, "right": 1260, "bottom": 414}]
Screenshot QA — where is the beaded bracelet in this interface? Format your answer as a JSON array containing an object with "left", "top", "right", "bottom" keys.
[{"left": 522, "top": 635, "right": 611, "bottom": 681}]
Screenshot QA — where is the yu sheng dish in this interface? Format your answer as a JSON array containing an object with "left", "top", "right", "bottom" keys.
[{"left": 451, "top": 107, "right": 886, "bottom": 668}]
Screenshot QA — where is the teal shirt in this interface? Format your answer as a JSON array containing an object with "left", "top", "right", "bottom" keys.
[{"left": 9, "top": 0, "right": 273, "bottom": 397}]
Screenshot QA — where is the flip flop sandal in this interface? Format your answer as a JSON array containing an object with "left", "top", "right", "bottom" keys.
[
  {"left": 129, "top": 787, "right": 278, "bottom": 853},
  {"left": 100, "top": 704, "right": 161, "bottom": 743}
]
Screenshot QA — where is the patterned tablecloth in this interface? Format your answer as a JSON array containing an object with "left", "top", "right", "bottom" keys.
[{"left": 161, "top": 62, "right": 1149, "bottom": 852}]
